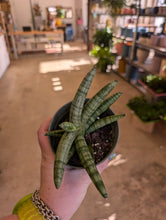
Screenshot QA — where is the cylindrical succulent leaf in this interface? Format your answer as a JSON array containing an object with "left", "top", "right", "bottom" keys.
[
  {"left": 69, "top": 66, "right": 96, "bottom": 126},
  {"left": 87, "top": 114, "right": 125, "bottom": 134},
  {"left": 54, "top": 132, "right": 77, "bottom": 188},
  {"left": 82, "top": 80, "right": 118, "bottom": 124},
  {"left": 59, "top": 122, "right": 78, "bottom": 132},
  {"left": 75, "top": 134, "right": 108, "bottom": 198},
  {"left": 45, "top": 130, "right": 64, "bottom": 137},
  {"left": 85, "top": 92, "right": 122, "bottom": 129}
]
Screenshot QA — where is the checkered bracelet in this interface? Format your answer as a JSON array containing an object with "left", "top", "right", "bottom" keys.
[{"left": 31, "top": 190, "right": 61, "bottom": 220}]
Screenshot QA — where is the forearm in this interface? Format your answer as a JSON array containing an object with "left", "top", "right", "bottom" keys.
[
  {"left": 0, "top": 215, "right": 19, "bottom": 220},
  {"left": 39, "top": 162, "right": 90, "bottom": 220}
]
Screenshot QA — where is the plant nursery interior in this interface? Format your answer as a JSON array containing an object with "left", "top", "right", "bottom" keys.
[{"left": 1, "top": 0, "right": 166, "bottom": 219}]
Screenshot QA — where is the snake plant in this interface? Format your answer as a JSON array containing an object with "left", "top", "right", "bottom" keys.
[{"left": 46, "top": 65, "right": 125, "bottom": 198}]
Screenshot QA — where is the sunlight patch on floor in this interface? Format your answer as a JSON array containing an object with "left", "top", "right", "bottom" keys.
[
  {"left": 63, "top": 42, "right": 87, "bottom": 51},
  {"left": 96, "top": 213, "right": 117, "bottom": 220},
  {"left": 39, "top": 58, "right": 96, "bottom": 73},
  {"left": 51, "top": 77, "right": 63, "bottom": 91}
]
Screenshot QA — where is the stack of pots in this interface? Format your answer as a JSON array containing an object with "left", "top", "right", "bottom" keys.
[
  {"left": 136, "top": 48, "right": 149, "bottom": 63},
  {"left": 150, "top": 34, "right": 166, "bottom": 73}
]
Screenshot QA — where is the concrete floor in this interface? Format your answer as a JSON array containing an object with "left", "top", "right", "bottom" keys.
[{"left": 0, "top": 41, "right": 166, "bottom": 220}]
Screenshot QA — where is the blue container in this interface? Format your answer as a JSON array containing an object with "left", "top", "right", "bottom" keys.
[
  {"left": 122, "top": 44, "right": 131, "bottom": 58},
  {"left": 126, "top": 65, "right": 138, "bottom": 81},
  {"left": 125, "top": 28, "right": 134, "bottom": 38},
  {"left": 65, "top": 26, "right": 73, "bottom": 41},
  {"left": 120, "top": 27, "right": 126, "bottom": 37}
]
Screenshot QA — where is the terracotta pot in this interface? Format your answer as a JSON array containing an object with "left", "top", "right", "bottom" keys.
[
  {"left": 158, "top": 7, "right": 162, "bottom": 15},
  {"left": 138, "top": 79, "right": 166, "bottom": 103},
  {"left": 129, "top": 111, "right": 157, "bottom": 133},
  {"left": 145, "top": 7, "right": 151, "bottom": 15},
  {"left": 136, "top": 48, "right": 149, "bottom": 63},
  {"left": 150, "top": 35, "right": 160, "bottom": 46},
  {"left": 159, "top": 36, "right": 166, "bottom": 48},
  {"left": 115, "top": 42, "right": 124, "bottom": 55},
  {"left": 138, "top": 37, "right": 147, "bottom": 44},
  {"left": 48, "top": 101, "right": 120, "bottom": 168},
  {"left": 150, "top": 55, "right": 163, "bottom": 73}
]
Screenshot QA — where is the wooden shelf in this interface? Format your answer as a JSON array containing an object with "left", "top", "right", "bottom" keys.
[
  {"left": 139, "top": 14, "right": 166, "bottom": 17},
  {"left": 132, "top": 61, "right": 159, "bottom": 75},
  {"left": 136, "top": 42, "right": 166, "bottom": 56}
]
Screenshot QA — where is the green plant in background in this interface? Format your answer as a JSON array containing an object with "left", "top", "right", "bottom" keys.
[
  {"left": 93, "top": 28, "right": 113, "bottom": 47},
  {"left": 90, "top": 28, "right": 116, "bottom": 72},
  {"left": 141, "top": 75, "right": 166, "bottom": 94},
  {"left": 90, "top": 46, "right": 116, "bottom": 73},
  {"left": 103, "top": 0, "right": 127, "bottom": 14},
  {"left": 127, "top": 96, "right": 166, "bottom": 122},
  {"left": 46, "top": 66, "right": 125, "bottom": 198}
]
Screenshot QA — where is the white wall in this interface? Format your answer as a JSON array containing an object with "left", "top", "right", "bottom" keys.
[
  {"left": 10, "top": 0, "right": 88, "bottom": 38},
  {"left": 0, "top": 35, "right": 10, "bottom": 78},
  {"left": 10, "top": 0, "right": 76, "bottom": 34},
  {"left": 82, "top": 0, "right": 88, "bottom": 28}
]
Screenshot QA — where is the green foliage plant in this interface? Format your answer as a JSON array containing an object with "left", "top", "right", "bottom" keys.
[
  {"left": 90, "top": 28, "right": 116, "bottom": 72},
  {"left": 93, "top": 28, "right": 113, "bottom": 48},
  {"left": 90, "top": 46, "right": 116, "bottom": 72},
  {"left": 141, "top": 75, "right": 166, "bottom": 94},
  {"left": 46, "top": 65, "right": 125, "bottom": 198},
  {"left": 127, "top": 96, "right": 166, "bottom": 122},
  {"left": 103, "top": 0, "right": 127, "bottom": 14}
]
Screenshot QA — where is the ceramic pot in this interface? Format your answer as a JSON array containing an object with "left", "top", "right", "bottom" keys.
[
  {"left": 159, "top": 36, "right": 166, "bottom": 48},
  {"left": 115, "top": 42, "right": 124, "bottom": 55},
  {"left": 150, "top": 35, "right": 160, "bottom": 46},
  {"left": 138, "top": 37, "right": 147, "bottom": 44},
  {"left": 158, "top": 7, "right": 162, "bottom": 15},
  {"left": 145, "top": 7, "right": 151, "bottom": 15},
  {"left": 129, "top": 111, "right": 157, "bottom": 133},
  {"left": 161, "top": 6, "right": 166, "bottom": 15},
  {"left": 48, "top": 101, "right": 120, "bottom": 168},
  {"left": 150, "top": 55, "right": 163, "bottom": 73},
  {"left": 136, "top": 48, "right": 149, "bottom": 63}
]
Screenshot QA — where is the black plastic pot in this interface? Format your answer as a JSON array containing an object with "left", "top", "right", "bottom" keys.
[{"left": 48, "top": 101, "right": 120, "bottom": 168}]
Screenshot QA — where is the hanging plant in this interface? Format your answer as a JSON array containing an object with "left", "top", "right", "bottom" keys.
[
  {"left": 33, "top": 4, "right": 41, "bottom": 16},
  {"left": 103, "top": 0, "right": 127, "bottom": 14}
]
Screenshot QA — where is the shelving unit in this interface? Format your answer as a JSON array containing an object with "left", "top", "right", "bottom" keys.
[
  {"left": 111, "top": 0, "right": 166, "bottom": 93},
  {"left": 0, "top": 1, "right": 14, "bottom": 59}
]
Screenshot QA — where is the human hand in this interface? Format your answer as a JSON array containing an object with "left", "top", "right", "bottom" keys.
[{"left": 38, "top": 118, "right": 109, "bottom": 220}]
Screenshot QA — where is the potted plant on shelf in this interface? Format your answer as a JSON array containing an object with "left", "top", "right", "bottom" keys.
[
  {"left": 90, "top": 28, "right": 116, "bottom": 73},
  {"left": 138, "top": 75, "right": 166, "bottom": 102},
  {"left": 46, "top": 65, "right": 125, "bottom": 198},
  {"left": 127, "top": 96, "right": 166, "bottom": 133},
  {"left": 103, "top": 0, "right": 127, "bottom": 14}
]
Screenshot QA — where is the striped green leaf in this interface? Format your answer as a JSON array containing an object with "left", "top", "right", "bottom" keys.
[
  {"left": 82, "top": 80, "right": 118, "bottom": 124},
  {"left": 59, "top": 122, "right": 78, "bottom": 132},
  {"left": 75, "top": 135, "right": 108, "bottom": 198},
  {"left": 85, "top": 92, "right": 122, "bottom": 129},
  {"left": 87, "top": 114, "right": 125, "bottom": 134},
  {"left": 54, "top": 132, "right": 77, "bottom": 188},
  {"left": 69, "top": 66, "right": 96, "bottom": 126},
  {"left": 45, "top": 130, "right": 64, "bottom": 137}
]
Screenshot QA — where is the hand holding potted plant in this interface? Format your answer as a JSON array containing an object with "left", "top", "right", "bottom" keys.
[{"left": 46, "top": 65, "right": 125, "bottom": 198}]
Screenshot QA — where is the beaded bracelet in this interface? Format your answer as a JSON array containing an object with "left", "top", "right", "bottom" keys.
[{"left": 13, "top": 190, "right": 61, "bottom": 220}]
